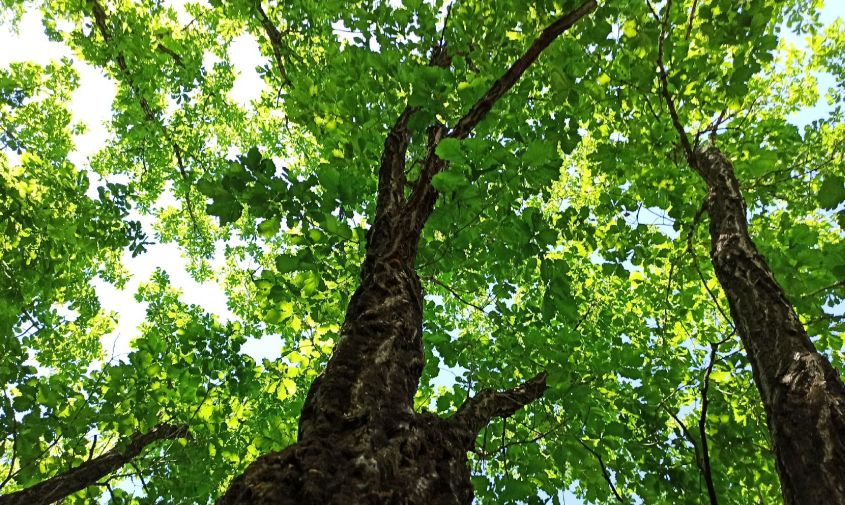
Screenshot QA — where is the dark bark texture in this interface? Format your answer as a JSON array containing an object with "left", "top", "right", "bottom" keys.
[
  {"left": 694, "top": 146, "right": 845, "bottom": 505},
  {"left": 219, "top": 2, "right": 596, "bottom": 503},
  {"left": 0, "top": 423, "right": 188, "bottom": 505},
  {"left": 217, "top": 125, "right": 549, "bottom": 503}
]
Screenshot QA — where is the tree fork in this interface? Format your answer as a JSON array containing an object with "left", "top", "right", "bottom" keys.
[
  {"left": 219, "top": 2, "right": 596, "bottom": 503},
  {"left": 0, "top": 424, "right": 189, "bottom": 505}
]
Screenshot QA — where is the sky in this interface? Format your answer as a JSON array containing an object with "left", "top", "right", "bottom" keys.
[
  {"left": 0, "top": 3, "right": 269, "bottom": 363},
  {"left": 1, "top": 1, "right": 844, "bottom": 503}
]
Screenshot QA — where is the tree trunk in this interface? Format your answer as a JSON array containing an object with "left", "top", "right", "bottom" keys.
[
  {"left": 219, "top": 3, "right": 598, "bottom": 503},
  {"left": 694, "top": 146, "right": 845, "bottom": 505},
  {"left": 217, "top": 114, "right": 549, "bottom": 504},
  {"left": 0, "top": 423, "right": 188, "bottom": 505}
]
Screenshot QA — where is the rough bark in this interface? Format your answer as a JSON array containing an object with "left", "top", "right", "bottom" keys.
[
  {"left": 219, "top": 2, "right": 596, "bottom": 503},
  {"left": 694, "top": 146, "right": 845, "bottom": 505},
  {"left": 0, "top": 423, "right": 188, "bottom": 505}
]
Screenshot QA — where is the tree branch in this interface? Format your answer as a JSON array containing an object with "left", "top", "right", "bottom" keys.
[
  {"left": 404, "top": 0, "right": 597, "bottom": 232},
  {"left": 449, "top": 372, "right": 547, "bottom": 441},
  {"left": 662, "top": 404, "right": 702, "bottom": 470},
  {"left": 448, "top": 0, "right": 597, "bottom": 140},
  {"left": 802, "top": 279, "right": 845, "bottom": 298},
  {"left": 0, "top": 424, "right": 189, "bottom": 505},
  {"left": 650, "top": 0, "right": 695, "bottom": 164},
  {"left": 88, "top": 0, "right": 200, "bottom": 233},
  {"left": 255, "top": 0, "right": 292, "bottom": 87},
  {"left": 374, "top": 106, "right": 417, "bottom": 224},
  {"left": 685, "top": 0, "right": 699, "bottom": 40},
  {"left": 577, "top": 439, "right": 626, "bottom": 503},
  {"left": 699, "top": 342, "right": 721, "bottom": 505},
  {"left": 425, "top": 275, "right": 487, "bottom": 313},
  {"left": 0, "top": 395, "right": 17, "bottom": 491}
]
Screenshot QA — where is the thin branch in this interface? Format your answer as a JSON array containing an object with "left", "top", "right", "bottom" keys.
[
  {"left": 105, "top": 483, "right": 116, "bottom": 501},
  {"left": 438, "top": 1, "right": 455, "bottom": 47},
  {"left": 155, "top": 43, "right": 184, "bottom": 67},
  {"left": 0, "top": 394, "right": 17, "bottom": 490},
  {"left": 172, "top": 142, "right": 200, "bottom": 234},
  {"left": 662, "top": 404, "right": 702, "bottom": 469},
  {"left": 405, "top": 0, "right": 597, "bottom": 233},
  {"left": 699, "top": 342, "right": 721, "bottom": 505},
  {"left": 577, "top": 439, "right": 626, "bottom": 504},
  {"left": 685, "top": 0, "right": 699, "bottom": 40},
  {"left": 425, "top": 275, "right": 486, "bottom": 312},
  {"left": 685, "top": 199, "right": 735, "bottom": 331},
  {"left": 689, "top": 248, "right": 735, "bottom": 331},
  {"left": 129, "top": 461, "right": 149, "bottom": 495},
  {"left": 86, "top": 435, "right": 98, "bottom": 462},
  {"left": 88, "top": 0, "right": 200, "bottom": 233},
  {"left": 802, "top": 279, "right": 845, "bottom": 299},
  {"left": 650, "top": 0, "right": 695, "bottom": 164},
  {"left": 0, "top": 424, "right": 189, "bottom": 505}
]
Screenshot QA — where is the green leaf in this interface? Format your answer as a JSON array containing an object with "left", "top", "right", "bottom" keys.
[
  {"left": 819, "top": 176, "right": 845, "bottom": 210},
  {"left": 275, "top": 254, "right": 301, "bottom": 273},
  {"left": 258, "top": 218, "right": 281, "bottom": 238},
  {"left": 322, "top": 214, "right": 353, "bottom": 240},
  {"left": 431, "top": 171, "right": 467, "bottom": 192},
  {"left": 710, "top": 370, "right": 732, "bottom": 383},
  {"left": 244, "top": 147, "right": 261, "bottom": 171},
  {"left": 206, "top": 195, "right": 242, "bottom": 226},
  {"left": 434, "top": 138, "right": 463, "bottom": 162},
  {"left": 524, "top": 140, "right": 558, "bottom": 166},
  {"left": 622, "top": 19, "right": 638, "bottom": 38}
]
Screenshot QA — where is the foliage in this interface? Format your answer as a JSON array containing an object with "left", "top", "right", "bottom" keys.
[{"left": 1, "top": 0, "right": 844, "bottom": 503}]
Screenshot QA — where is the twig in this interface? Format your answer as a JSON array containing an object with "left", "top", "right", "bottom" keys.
[
  {"left": 699, "top": 341, "right": 721, "bottom": 505},
  {"left": 425, "top": 275, "right": 487, "bottom": 312},
  {"left": 577, "top": 439, "right": 626, "bottom": 503},
  {"left": 802, "top": 279, "right": 845, "bottom": 298},
  {"left": 685, "top": 0, "right": 699, "bottom": 40}
]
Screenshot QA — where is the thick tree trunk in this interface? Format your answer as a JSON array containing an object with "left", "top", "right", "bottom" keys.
[
  {"left": 219, "top": 3, "right": 597, "bottom": 502},
  {"left": 218, "top": 117, "right": 548, "bottom": 504},
  {"left": 0, "top": 423, "right": 188, "bottom": 505},
  {"left": 694, "top": 146, "right": 845, "bottom": 505}
]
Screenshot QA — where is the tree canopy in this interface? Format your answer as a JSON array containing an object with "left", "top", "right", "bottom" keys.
[{"left": 1, "top": 0, "right": 844, "bottom": 504}]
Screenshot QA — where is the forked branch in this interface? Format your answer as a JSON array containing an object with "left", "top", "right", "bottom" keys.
[{"left": 404, "top": 0, "right": 598, "bottom": 231}]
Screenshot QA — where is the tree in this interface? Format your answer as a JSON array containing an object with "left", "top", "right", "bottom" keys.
[
  {"left": 2, "top": 0, "right": 844, "bottom": 504},
  {"left": 607, "top": 2, "right": 845, "bottom": 502}
]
